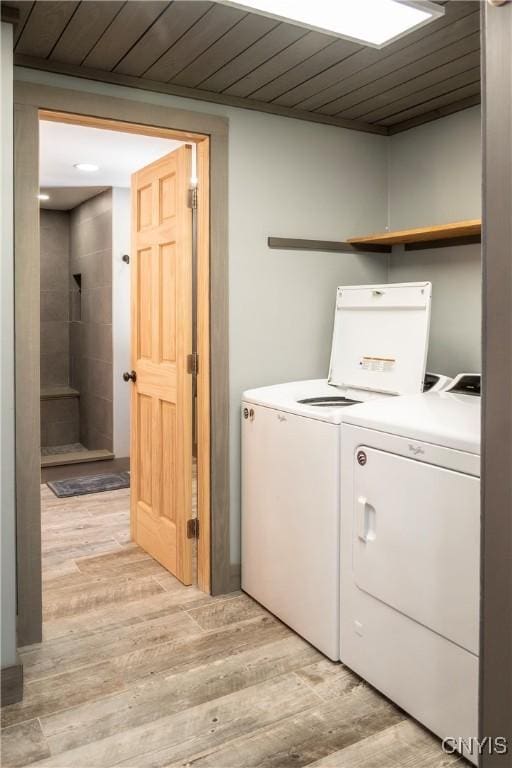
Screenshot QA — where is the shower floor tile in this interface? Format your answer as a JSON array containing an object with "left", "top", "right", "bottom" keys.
[
  {"left": 40, "top": 445, "right": 114, "bottom": 469},
  {"left": 41, "top": 443, "right": 87, "bottom": 457}
]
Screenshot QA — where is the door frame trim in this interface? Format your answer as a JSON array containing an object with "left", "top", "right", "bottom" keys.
[
  {"left": 14, "top": 81, "right": 231, "bottom": 646},
  {"left": 480, "top": 1, "right": 512, "bottom": 752}
]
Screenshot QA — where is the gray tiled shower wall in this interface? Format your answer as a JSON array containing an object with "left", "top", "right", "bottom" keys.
[
  {"left": 40, "top": 209, "right": 78, "bottom": 446},
  {"left": 40, "top": 190, "right": 113, "bottom": 451}
]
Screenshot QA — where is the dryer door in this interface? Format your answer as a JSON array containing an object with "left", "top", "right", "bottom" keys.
[{"left": 353, "top": 447, "right": 479, "bottom": 654}]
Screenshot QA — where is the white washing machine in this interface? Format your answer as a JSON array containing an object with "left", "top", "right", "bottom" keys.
[
  {"left": 242, "top": 282, "right": 447, "bottom": 660},
  {"left": 339, "top": 374, "right": 481, "bottom": 761}
]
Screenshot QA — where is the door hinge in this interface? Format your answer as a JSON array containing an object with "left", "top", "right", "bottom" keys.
[
  {"left": 187, "top": 518, "right": 199, "bottom": 539},
  {"left": 188, "top": 187, "right": 198, "bottom": 209},
  {"left": 187, "top": 353, "right": 199, "bottom": 375}
]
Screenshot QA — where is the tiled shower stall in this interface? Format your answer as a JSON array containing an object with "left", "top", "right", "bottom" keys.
[{"left": 40, "top": 189, "right": 114, "bottom": 465}]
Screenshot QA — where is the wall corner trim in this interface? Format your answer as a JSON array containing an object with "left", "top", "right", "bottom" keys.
[{"left": 1, "top": 659, "right": 23, "bottom": 706}]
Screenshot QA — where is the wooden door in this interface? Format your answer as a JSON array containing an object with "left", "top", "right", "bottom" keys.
[{"left": 130, "top": 145, "right": 193, "bottom": 585}]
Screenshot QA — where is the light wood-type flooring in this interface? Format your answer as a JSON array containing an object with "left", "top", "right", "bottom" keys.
[{"left": 1, "top": 485, "right": 465, "bottom": 768}]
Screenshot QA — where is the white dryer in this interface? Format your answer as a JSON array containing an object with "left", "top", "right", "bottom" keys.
[
  {"left": 339, "top": 375, "right": 481, "bottom": 761},
  {"left": 242, "top": 282, "right": 445, "bottom": 660}
]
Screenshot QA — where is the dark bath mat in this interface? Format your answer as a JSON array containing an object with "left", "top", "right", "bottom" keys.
[{"left": 48, "top": 471, "right": 130, "bottom": 498}]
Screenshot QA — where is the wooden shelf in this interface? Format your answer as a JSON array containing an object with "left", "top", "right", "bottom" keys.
[{"left": 348, "top": 219, "right": 481, "bottom": 249}]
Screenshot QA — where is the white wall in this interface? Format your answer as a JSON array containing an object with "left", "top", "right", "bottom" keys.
[
  {"left": 1, "top": 23, "right": 17, "bottom": 668},
  {"left": 388, "top": 107, "right": 482, "bottom": 377},
  {"left": 388, "top": 106, "right": 481, "bottom": 229},
  {"left": 14, "top": 68, "right": 389, "bottom": 563},
  {"left": 389, "top": 244, "right": 481, "bottom": 376},
  {"left": 112, "top": 187, "right": 131, "bottom": 458}
]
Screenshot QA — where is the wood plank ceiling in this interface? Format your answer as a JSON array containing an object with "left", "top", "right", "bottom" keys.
[{"left": 6, "top": 0, "right": 480, "bottom": 135}]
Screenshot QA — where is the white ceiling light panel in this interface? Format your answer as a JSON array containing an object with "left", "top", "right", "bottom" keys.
[{"left": 220, "top": 0, "right": 444, "bottom": 48}]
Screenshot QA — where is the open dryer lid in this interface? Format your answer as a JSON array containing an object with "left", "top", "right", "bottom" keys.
[{"left": 328, "top": 282, "right": 431, "bottom": 395}]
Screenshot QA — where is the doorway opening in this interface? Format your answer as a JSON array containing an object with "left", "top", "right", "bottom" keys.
[
  {"left": 14, "top": 83, "right": 230, "bottom": 649},
  {"left": 37, "top": 111, "right": 211, "bottom": 603}
]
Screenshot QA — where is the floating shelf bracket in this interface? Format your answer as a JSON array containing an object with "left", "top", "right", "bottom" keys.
[{"left": 267, "top": 237, "right": 391, "bottom": 254}]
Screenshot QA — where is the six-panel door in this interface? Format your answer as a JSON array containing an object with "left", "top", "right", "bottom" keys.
[{"left": 130, "top": 146, "right": 193, "bottom": 584}]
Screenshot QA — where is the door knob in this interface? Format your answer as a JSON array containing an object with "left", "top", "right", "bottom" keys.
[{"left": 123, "top": 370, "right": 137, "bottom": 383}]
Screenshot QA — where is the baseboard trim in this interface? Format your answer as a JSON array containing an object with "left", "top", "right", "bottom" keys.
[{"left": 1, "top": 659, "right": 23, "bottom": 706}]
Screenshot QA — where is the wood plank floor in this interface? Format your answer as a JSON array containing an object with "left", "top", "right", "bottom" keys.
[{"left": 1, "top": 485, "right": 464, "bottom": 768}]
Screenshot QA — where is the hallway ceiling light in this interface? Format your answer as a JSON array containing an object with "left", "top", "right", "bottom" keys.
[
  {"left": 221, "top": 0, "right": 444, "bottom": 48},
  {"left": 74, "top": 163, "right": 100, "bottom": 172},
  {"left": 37, "top": 193, "right": 50, "bottom": 201}
]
